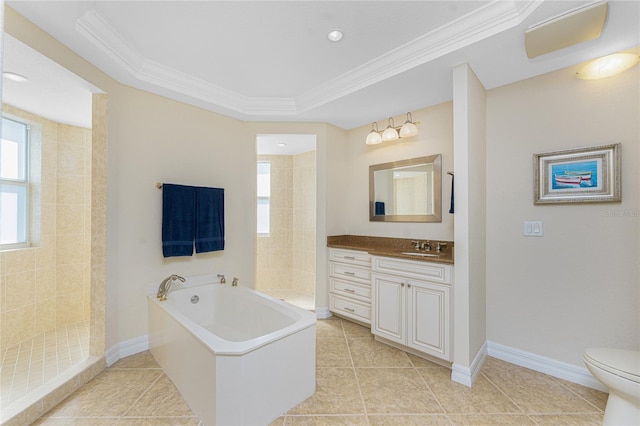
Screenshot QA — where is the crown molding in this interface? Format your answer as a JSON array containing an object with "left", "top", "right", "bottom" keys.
[{"left": 76, "top": 1, "right": 541, "bottom": 118}]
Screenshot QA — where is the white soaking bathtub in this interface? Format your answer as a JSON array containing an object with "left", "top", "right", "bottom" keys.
[{"left": 148, "top": 276, "right": 316, "bottom": 426}]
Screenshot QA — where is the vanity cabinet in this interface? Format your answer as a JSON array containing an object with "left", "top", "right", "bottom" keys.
[
  {"left": 372, "top": 256, "right": 452, "bottom": 361},
  {"left": 328, "top": 248, "right": 372, "bottom": 324}
]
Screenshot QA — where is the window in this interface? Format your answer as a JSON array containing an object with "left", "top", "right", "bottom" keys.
[
  {"left": 1, "top": 117, "right": 30, "bottom": 248},
  {"left": 257, "top": 161, "right": 270, "bottom": 235}
]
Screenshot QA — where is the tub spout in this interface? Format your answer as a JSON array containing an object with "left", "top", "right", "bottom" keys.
[{"left": 157, "top": 274, "right": 185, "bottom": 301}]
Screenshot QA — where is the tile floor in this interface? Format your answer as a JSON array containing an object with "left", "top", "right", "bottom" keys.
[
  {"left": 33, "top": 318, "right": 607, "bottom": 425},
  {"left": 260, "top": 289, "right": 315, "bottom": 311},
  {"left": 1, "top": 322, "right": 90, "bottom": 408}
]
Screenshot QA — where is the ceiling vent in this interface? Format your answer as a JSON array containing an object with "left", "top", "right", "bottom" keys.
[{"left": 525, "top": 1, "right": 608, "bottom": 59}]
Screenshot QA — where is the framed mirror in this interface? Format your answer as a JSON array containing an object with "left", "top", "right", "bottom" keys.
[{"left": 369, "top": 154, "right": 442, "bottom": 222}]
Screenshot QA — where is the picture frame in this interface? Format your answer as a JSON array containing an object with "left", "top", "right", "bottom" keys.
[{"left": 534, "top": 143, "right": 621, "bottom": 204}]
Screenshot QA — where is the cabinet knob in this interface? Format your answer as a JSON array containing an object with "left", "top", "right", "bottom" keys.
[
  {"left": 407, "top": 284, "right": 412, "bottom": 288},
  {"left": 401, "top": 282, "right": 405, "bottom": 287}
]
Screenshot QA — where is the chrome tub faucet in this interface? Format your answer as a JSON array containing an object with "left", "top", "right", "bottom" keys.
[{"left": 157, "top": 274, "right": 185, "bottom": 301}]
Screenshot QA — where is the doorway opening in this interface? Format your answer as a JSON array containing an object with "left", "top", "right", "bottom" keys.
[{"left": 255, "top": 134, "right": 317, "bottom": 311}]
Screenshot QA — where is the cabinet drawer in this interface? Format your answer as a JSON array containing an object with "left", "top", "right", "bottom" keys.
[
  {"left": 330, "top": 277, "right": 371, "bottom": 302},
  {"left": 329, "top": 248, "right": 371, "bottom": 267},
  {"left": 372, "top": 256, "right": 452, "bottom": 285},
  {"left": 330, "top": 294, "right": 371, "bottom": 324},
  {"left": 329, "top": 262, "right": 371, "bottom": 285}
]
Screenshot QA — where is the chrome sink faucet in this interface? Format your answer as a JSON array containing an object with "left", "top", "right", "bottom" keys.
[
  {"left": 422, "top": 241, "right": 432, "bottom": 251},
  {"left": 157, "top": 274, "right": 185, "bottom": 301}
]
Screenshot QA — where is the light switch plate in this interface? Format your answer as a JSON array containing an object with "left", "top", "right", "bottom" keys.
[{"left": 524, "top": 221, "right": 544, "bottom": 237}]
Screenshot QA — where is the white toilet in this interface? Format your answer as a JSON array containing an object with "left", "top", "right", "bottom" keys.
[{"left": 584, "top": 348, "right": 640, "bottom": 426}]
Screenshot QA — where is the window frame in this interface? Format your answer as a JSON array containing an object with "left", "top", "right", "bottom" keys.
[{"left": 1, "top": 116, "right": 31, "bottom": 250}]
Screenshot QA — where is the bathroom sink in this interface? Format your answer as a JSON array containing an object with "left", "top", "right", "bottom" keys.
[{"left": 401, "top": 252, "right": 439, "bottom": 257}]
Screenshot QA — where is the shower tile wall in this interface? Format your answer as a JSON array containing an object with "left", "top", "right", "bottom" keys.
[
  {"left": 292, "top": 151, "right": 316, "bottom": 296},
  {"left": 256, "top": 151, "right": 315, "bottom": 295},
  {"left": 0, "top": 104, "right": 91, "bottom": 351},
  {"left": 257, "top": 155, "right": 293, "bottom": 290}
]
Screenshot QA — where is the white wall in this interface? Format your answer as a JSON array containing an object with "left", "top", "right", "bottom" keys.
[
  {"left": 340, "top": 103, "right": 455, "bottom": 241},
  {"left": 486, "top": 60, "right": 640, "bottom": 366}
]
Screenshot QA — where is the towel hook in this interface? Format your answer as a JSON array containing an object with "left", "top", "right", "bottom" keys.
[{"left": 155, "top": 182, "right": 163, "bottom": 189}]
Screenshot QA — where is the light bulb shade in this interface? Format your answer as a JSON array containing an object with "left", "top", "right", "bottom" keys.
[
  {"left": 381, "top": 117, "right": 399, "bottom": 141},
  {"left": 576, "top": 53, "right": 640, "bottom": 80},
  {"left": 366, "top": 130, "right": 382, "bottom": 145},
  {"left": 399, "top": 122, "right": 418, "bottom": 138},
  {"left": 382, "top": 126, "right": 399, "bottom": 141}
]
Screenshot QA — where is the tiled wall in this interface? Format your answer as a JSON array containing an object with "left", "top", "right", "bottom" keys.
[
  {"left": 292, "top": 151, "right": 316, "bottom": 295},
  {"left": 0, "top": 105, "right": 92, "bottom": 350},
  {"left": 256, "top": 151, "right": 316, "bottom": 294}
]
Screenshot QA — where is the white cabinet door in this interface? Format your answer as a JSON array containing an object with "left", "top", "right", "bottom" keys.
[
  {"left": 372, "top": 274, "right": 405, "bottom": 344},
  {"left": 407, "top": 280, "right": 450, "bottom": 360}
]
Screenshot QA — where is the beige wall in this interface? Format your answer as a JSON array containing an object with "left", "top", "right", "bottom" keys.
[
  {"left": 0, "top": 105, "right": 91, "bottom": 349},
  {"left": 339, "top": 102, "right": 455, "bottom": 241},
  {"left": 452, "top": 64, "right": 487, "bottom": 373},
  {"left": 486, "top": 59, "right": 639, "bottom": 366}
]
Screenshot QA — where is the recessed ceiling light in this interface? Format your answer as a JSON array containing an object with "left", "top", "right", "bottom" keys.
[
  {"left": 327, "top": 29, "right": 344, "bottom": 42},
  {"left": 3, "top": 72, "right": 28, "bottom": 83},
  {"left": 277, "top": 143, "right": 287, "bottom": 147}
]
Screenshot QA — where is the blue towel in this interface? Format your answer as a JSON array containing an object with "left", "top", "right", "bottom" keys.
[
  {"left": 375, "top": 201, "right": 385, "bottom": 215},
  {"left": 162, "top": 184, "right": 196, "bottom": 257},
  {"left": 195, "top": 187, "right": 225, "bottom": 253}
]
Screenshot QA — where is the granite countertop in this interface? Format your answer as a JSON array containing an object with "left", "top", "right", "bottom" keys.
[{"left": 327, "top": 235, "right": 454, "bottom": 265}]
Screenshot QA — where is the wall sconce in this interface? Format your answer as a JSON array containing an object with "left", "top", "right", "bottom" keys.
[
  {"left": 576, "top": 52, "right": 640, "bottom": 80},
  {"left": 366, "top": 112, "right": 418, "bottom": 145}
]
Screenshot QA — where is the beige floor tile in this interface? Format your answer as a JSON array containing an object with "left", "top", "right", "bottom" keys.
[
  {"left": 287, "top": 368, "right": 364, "bottom": 415},
  {"left": 316, "top": 318, "right": 346, "bottom": 340},
  {"left": 42, "top": 369, "right": 163, "bottom": 418},
  {"left": 357, "top": 368, "right": 443, "bottom": 414},
  {"left": 285, "top": 414, "right": 369, "bottom": 425},
  {"left": 482, "top": 366, "right": 600, "bottom": 414},
  {"left": 317, "top": 338, "right": 353, "bottom": 368},
  {"left": 269, "top": 416, "right": 285, "bottom": 426},
  {"left": 124, "top": 374, "right": 194, "bottom": 417},
  {"left": 552, "top": 377, "right": 608, "bottom": 411},
  {"left": 33, "top": 418, "right": 120, "bottom": 425},
  {"left": 407, "top": 353, "right": 444, "bottom": 368},
  {"left": 341, "top": 320, "right": 373, "bottom": 341},
  {"left": 447, "top": 414, "right": 536, "bottom": 425},
  {"left": 527, "top": 413, "right": 604, "bottom": 425},
  {"left": 419, "top": 368, "right": 523, "bottom": 414},
  {"left": 349, "top": 339, "right": 412, "bottom": 368},
  {"left": 109, "top": 351, "right": 161, "bottom": 369},
  {"left": 368, "top": 414, "right": 453, "bottom": 425}
]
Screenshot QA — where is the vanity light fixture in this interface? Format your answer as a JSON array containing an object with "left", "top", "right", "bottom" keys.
[
  {"left": 365, "top": 112, "right": 419, "bottom": 145},
  {"left": 576, "top": 52, "right": 640, "bottom": 80}
]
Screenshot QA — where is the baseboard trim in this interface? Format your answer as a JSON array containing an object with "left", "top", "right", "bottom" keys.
[
  {"left": 487, "top": 341, "right": 607, "bottom": 392},
  {"left": 451, "top": 341, "right": 488, "bottom": 387},
  {"left": 315, "top": 306, "right": 332, "bottom": 319},
  {"left": 105, "top": 335, "right": 149, "bottom": 366}
]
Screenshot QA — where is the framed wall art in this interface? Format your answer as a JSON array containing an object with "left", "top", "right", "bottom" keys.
[{"left": 534, "top": 143, "right": 621, "bottom": 204}]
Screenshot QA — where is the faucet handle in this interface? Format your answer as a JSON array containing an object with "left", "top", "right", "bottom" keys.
[
  {"left": 411, "top": 240, "right": 421, "bottom": 250},
  {"left": 232, "top": 277, "right": 239, "bottom": 287},
  {"left": 217, "top": 274, "right": 226, "bottom": 284}
]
